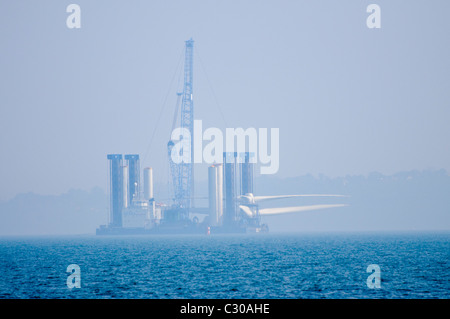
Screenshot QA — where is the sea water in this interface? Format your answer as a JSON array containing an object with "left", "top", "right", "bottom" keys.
[{"left": 0, "top": 231, "right": 448, "bottom": 299}]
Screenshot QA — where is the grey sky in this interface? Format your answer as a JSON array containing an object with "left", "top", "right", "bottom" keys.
[{"left": 1, "top": 0, "right": 449, "bottom": 200}]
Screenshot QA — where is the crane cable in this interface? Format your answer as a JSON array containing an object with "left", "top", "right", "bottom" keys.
[
  {"left": 196, "top": 47, "right": 228, "bottom": 128},
  {"left": 141, "top": 47, "right": 184, "bottom": 168}
]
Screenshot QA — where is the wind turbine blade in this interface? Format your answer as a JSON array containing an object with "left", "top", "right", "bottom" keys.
[
  {"left": 259, "top": 204, "right": 348, "bottom": 216},
  {"left": 239, "top": 205, "right": 254, "bottom": 217},
  {"left": 253, "top": 194, "right": 348, "bottom": 203}
]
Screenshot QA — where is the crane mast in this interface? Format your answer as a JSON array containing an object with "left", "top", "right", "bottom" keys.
[{"left": 168, "top": 39, "right": 194, "bottom": 216}]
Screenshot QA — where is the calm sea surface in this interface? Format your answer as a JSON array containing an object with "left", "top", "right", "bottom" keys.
[{"left": 0, "top": 232, "right": 448, "bottom": 299}]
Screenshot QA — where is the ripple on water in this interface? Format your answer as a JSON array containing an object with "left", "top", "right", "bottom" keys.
[{"left": 0, "top": 232, "right": 448, "bottom": 298}]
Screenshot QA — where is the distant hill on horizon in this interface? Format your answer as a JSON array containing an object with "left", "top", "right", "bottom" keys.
[
  {"left": 0, "top": 169, "right": 449, "bottom": 236},
  {"left": 256, "top": 169, "right": 450, "bottom": 233}
]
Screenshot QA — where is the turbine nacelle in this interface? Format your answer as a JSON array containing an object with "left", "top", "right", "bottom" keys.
[{"left": 238, "top": 193, "right": 256, "bottom": 205}]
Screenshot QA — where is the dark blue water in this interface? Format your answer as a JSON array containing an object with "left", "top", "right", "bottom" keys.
[{"left": 0, "top": 232, "right": 448, "bottom": 299}]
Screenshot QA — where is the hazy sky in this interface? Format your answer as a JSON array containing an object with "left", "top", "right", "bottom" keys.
[{"left": 1, "top": 1, "right": 449, "bottom": 200}]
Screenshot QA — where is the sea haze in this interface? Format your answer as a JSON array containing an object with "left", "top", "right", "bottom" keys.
[
  {"left": 0, "top": 231, "right": 448, "bottom": 299},
  {"left": 1, "top": 170, "right": 449, "bottom": 235}
]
